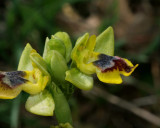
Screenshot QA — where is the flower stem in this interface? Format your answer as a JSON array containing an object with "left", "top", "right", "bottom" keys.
[
  {"left": 50, "top": 82, "right": 73, "bottom": 125},
  {"left": 10, "top": 94, "right": 21, "bottom": 128}
]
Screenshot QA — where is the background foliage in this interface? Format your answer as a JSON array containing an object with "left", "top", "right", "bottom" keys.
[{"left": 0, "top": 0, "right": 160, "bottom": 128}]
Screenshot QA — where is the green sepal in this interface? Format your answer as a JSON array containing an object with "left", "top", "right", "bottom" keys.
[
  {"left": 50, "top": 50, "right": 68, "bottom": 83},
  {"left": 71, "top": 33, "right": 89, "bottom": 60},
  {"left": 54, "top": 32, "right": 72, "bottom": 63},
  {"left": 50, "top": 82, "right": 73, "bottom": 125},
  {"left": 65, "top": 68, "right": 93, "bottom": 91},
  {"left": 18, "top": 43, "right": 33, "bottom": 71},
  {"left": 43, "top": 37, "right": 50, "bottom": 59},
  {"left": 30, "top": 52, "right": 50, "bottom": 77},
  {"left": 95, "top": 26, "right": 114, "bottom": 56},
  {"left": 25, "top": 89, "right": 55, "bottom": 116}
]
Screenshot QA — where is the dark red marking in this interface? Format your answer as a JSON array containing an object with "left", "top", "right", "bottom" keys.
[
  {"left": 93, "top": 54, "right": 132, "bottom": 73},
  {"left": 103, "top": 58, "right": 132, "bottom": 73},
  {"left": 0, "top": 73, "right": 5, "bottom": 81}
]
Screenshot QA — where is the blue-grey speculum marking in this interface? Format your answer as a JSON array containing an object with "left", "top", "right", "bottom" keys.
[
  {"left": 0, "top": 71, "right": 28, "bottom": 88},
  {"left": 93, "top": 54, "right": 116, "bottom": 71}
]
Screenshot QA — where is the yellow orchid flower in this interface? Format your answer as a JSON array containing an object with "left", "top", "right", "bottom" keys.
[
  {"left": 70, "top": 27, "right": 138, "bottom": 84},
  {"left": 0, "top": 66, "right": 49, "bottom": 99},
  {"left": 0, "top": 44, "right": 49, "bottom": 99}
]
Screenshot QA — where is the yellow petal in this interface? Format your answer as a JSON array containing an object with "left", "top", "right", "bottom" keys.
[
  {"left": 0, "top": 71, "right": 27, "bottom": 99},
  {"left": 22, "top": 69, "right": 49, "bottom": 94},
  {"left": 85, "top": 35, "right": 96, "bottom": 52},
  {"left": 76, "top": 50, "right": 96, "bottom": 74},
  {"left": 97, "top": 70, "right": 122, "bottom": 84},
  {"left": 93, "top": 54, "right": 138, "bottom": 82},
  {"left": 0, "top": 84, "right": 22, "bottom": 99},
  {"left": 120, "top": 58, "right": 138, "bottom": 76}
]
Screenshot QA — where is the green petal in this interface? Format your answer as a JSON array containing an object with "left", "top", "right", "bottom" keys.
[
  {"left": 65, "top": 68, "right": 93, "bottom": 91},
  {"left": 18, "top": 43, "right": 33, "bottom": 71},
  {"left": 95, "top": 26, "right": 114, "bottom": 56},
  {"left": 50, "top": 50, "right": 68, "bottom": 82},
  {"left": 54, "top": 32, "right": 72, "bottom": 63},
  {"left": 25, "top": 89, "right": 55, "bottom": 116}
]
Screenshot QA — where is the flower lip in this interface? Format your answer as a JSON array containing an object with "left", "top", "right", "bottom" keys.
[
  {"left": 0, "top": 71, "right": 28, "bottom": 88},
  {"left": 93, "top": 54, "right": 132, "bottom": 73}
]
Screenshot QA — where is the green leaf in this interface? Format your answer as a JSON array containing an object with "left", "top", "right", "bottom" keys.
[
  {"left": 25, "top": 89, "right": 55, "bottom": 116},
  {"left": 65, "top": 68, "right": 93, "bottom": 91},
  {"left": 54, "top": 32, "right": 72, "bottom": 63},
  {"left": 18, "top": 43, "right": 33, "bottom": 71},
  {"left": 94, "top": 26, "right": 114, "bottom": 56}
]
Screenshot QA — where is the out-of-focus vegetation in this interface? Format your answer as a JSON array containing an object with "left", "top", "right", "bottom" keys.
[{"left": 0, "top": 0, "right": 160, "bottom": 128}]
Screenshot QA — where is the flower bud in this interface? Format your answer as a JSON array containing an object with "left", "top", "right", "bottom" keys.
[
  {"left": 54, "top": 32, "right": 72, "bottom": 63},
  {"left": 49, "top": 37, "right": 66, "bottom": 57},
  {"left": 50, "top": 50, "right": 68, "bottom": 82},
  {"left": 43, "top": 37, "right": 66, "bottom": 60}
]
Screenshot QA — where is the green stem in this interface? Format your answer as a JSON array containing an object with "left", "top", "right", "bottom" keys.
[
  {"left": 50, "top": 82, "right": 73, "bottom": 125},
  {"left": 10, "top": 94, "right": 21, "bottom": 128}
]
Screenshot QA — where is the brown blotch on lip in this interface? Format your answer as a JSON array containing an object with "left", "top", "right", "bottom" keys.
[
  {"left": 0, "top": 71, "right": 28, "bottom": 88},
  {"left": 93, "top": 54, "right": 132, "bottom": 73},
  {"left": 0, "top": 73, "right": 5, "bottom": 80}
]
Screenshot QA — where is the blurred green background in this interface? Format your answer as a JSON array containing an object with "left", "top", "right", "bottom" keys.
[{"left": 0, "top": 0, "right": 160, "bottom": 128}]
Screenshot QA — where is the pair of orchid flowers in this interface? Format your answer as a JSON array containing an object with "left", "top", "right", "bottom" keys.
[{"left": 0, "top": 27, "right": 138, "bottom": 124}]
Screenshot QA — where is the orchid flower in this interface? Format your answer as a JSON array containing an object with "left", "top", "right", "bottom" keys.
[
  {"left": 0, "top": 44, "right": 49, "bottom": 99},
  {"left": 66, "top": 27, "right": 138, "bottom": 90}
]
